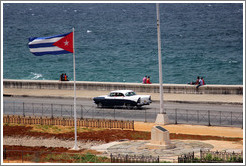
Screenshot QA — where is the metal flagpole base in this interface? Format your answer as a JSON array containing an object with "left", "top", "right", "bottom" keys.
[
  {"left": 155, "top": 113, "right": 169, "bottom": 125},
  {"left": 71, "top": 145, "right": 79, "bottom": 151}
]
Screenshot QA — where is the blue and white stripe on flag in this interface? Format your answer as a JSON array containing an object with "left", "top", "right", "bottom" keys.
[{"left": 28, "top": 32, "right": 73, "bottom": 56}]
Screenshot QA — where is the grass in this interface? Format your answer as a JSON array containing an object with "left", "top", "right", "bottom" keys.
[
  {"left": 43, "top": 152, "right": 110, "bottom": 163},
  {"left": 4, "top": 123, "right": 106, "bottom": 134},
  {"left": 131, "top": 132, "right": 150, "bottom": 140},
  {"left": 30, "top": 125, "right": 105, "bottom": 134}
]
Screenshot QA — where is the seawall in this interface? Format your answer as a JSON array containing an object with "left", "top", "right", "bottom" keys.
[{"left": 3, "top": 79, "right": 243, "bottom": 95}]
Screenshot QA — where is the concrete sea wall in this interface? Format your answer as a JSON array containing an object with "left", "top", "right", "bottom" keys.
[{"left": 3, "top": 79, "right": 243, "bottom": 95}]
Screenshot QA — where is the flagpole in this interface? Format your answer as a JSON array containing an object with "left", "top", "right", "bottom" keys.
[
  {"left": 72, "top": 27, "right": 78, "bottom": 150},
  {"left": 155, "top": 3, "right": 169, "bottom": 125},
  {"left": 156, "top": 3, "right": 164, "bottom": 114}
]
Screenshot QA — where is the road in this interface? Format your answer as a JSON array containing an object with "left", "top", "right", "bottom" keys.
[{"left": 3, "top": 96, "right": 243, "bottom": 127}]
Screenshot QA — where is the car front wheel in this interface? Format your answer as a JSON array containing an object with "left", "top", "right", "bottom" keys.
[{"left": 97, "top": 102, "right": 103, "bottom": 108}]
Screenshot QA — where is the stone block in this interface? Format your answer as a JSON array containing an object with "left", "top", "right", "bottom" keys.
[{"left": 150, "top": 125, "right": 170, "bottom": 146}]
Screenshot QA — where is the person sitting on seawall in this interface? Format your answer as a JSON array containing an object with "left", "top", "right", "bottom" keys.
[
  {"left": 196, "top": 77, "right": 205, "bottom": 89},
  {"left": 64, "top": 73, "right": 69, "bottom": 81},
  {"left": 201, "top": 77, "right": 206, "bottom": 85},
  {"left": 142, "top": 75, "right": 147, "bottom": 84},
  {"left": 60, "top": 73, "right": 64, "bottom": 81},
  {"left": 188, "top": 76, "right": 200, "bottom": 85},
  {"left": 146, "top": 76, "right": 152, "bottom": 84}
]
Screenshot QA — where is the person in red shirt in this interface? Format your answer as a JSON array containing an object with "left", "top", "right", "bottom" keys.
[
  {"left": 201, "top": 77, "right": 206, "bottom": 85},
  {"left": 146, "top": 76, "right": 152, "bottom": 84}
]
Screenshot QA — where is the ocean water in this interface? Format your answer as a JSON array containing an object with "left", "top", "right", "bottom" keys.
[{"left": 3, "top": 3, "right": 243, "bottom": 85}]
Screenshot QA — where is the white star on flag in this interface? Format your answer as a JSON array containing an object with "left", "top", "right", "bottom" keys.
[{"left": 64, "top": 40, "right": 69, "bottom": 46}]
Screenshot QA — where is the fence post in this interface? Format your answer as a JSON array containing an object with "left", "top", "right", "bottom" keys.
[
  {"left": 51, "top": 104, "right": 53, "bottom": 118},
  {"left": 144, "top": 109, "right": 147, "bottom": 123},
  {"left": 3, "top": 148, "right": 6, "bottom": 159},
  {"left": 22, "top": 150, "right": 23, "bottom": 163},
  {"left": 80, "top": 105, "right": 83, "bottom": 119},
  {"left": 242, "top": 112, "right": 243, "bottom": 129},
  {"left": 125, "top": 154, "right": 128, "bottom": 163},
  {"left": 23, "top": 102, "right": 25, "bottom": 117},
  {"left": 197, "top": 110, "right": 199, "bottom": 124},
  {"left": 220, "top": 111, "right": 221, "bottom": 126},
  {"left": 61, "top": 105, "right": 63, "bottom": 117},
  {"left": 231, "top": 111, "right": 233, "bottom": 126},
  {"left": 42, "top": 103, "right": 44, "bottom": 116},
  {"left": 13, "top": 101, "right": 15, "bottom": 115},
  {"left": 175, "top": 109, "right": 177, "bottom": 124},
  {"left": 186, "top": 110, "right": 188, "bottom": 123},
  {"left": 208, "top": 110, "right": 211, "bottom": 126},
  {"left": 32, "top": 103, "right": 34, "bottom": 116},
  {"left": 71, "top": 105, "right": 73, "bottom": 118},
  {"left": 114, "top": 107, "right": 116, "bottom": 120},
  {"left": 132, "top": 120, "right": 134, "bottom": 131}
]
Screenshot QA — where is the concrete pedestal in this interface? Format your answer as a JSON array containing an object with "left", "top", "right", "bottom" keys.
[
  {"left": 145, "top": 125, "right": 173, "bottom": 149},
  {"left": 155, "top": 113, "right": 169, "bottom": 125}
]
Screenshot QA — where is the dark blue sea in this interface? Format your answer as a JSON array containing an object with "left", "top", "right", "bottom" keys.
[{"left": 3, "top": 3, "right": 243, "bottom": 85}]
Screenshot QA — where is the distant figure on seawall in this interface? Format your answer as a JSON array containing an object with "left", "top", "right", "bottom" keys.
[
  {"left": 146, "top": 76, "right": 152, "bottom": 84},
  {"left": 142, "top": 76, "right": 147, "bottom": 84},
  {"left": 188, "top": 76, "right": 200, "bottom": 85}
]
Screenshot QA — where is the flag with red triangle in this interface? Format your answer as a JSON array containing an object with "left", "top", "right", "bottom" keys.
[{"left": 28, "top": 32, "right": 74, "bottom": 56}]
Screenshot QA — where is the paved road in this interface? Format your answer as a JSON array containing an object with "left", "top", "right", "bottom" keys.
[{"left": 3, "top": 96, "right": 243, "bottom": 127}]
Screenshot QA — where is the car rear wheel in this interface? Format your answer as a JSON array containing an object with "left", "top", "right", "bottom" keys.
[
  {"left": 137, "top": 105, "right": 142, "bottom": 109},
  {"left": 125, "top": 103, "right": 134, "bottom": 109}
]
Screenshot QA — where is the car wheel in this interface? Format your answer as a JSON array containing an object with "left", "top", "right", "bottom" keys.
[
  {"left": 97, "top": 102, "right": 103, "bottom": 108},
  {"left": 125, "top": 103, "right": 134, "bottom": 109},
  {"left": 137, "top": 105, "right": 142, "bottom": 109}
]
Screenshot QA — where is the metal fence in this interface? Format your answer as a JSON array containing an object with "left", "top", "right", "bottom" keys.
[
  {"left": 3, "top": 115, "right": 134, "bottom": 130},
  {"left": 110, "top": 154, "right": 159, "bottom": 163},
  {"left": 178, "top": 149, "right": 243, "bottom": 163},
  {"left": 3, "top": 101, "right": 243, "bottom": 128}
]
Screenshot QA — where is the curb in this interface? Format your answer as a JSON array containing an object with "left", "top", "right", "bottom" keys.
[{"left": 3, "top": 94, "right": 243, "bottom": 105}]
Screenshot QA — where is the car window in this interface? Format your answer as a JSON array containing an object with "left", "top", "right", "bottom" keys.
[
  {"left": 109, "top": 93, "right": 115, "bottom": 97},
  {"left": 125, "top": 92, "right": 136, "bottom": 96},
  {"left": 119, "top": 93, "right": 124, "bottom": 97}
]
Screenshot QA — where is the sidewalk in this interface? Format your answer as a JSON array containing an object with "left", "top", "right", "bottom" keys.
[
  {"left": 3, "top": 88, "right": 243, "bottom": 105},
  {"left": 134, "top": 122, "right": 243, "bottom": 138}
]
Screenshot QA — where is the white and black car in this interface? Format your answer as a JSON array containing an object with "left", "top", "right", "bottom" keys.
[{"left": 93, "top": 90, "right": 152, "bottom": 109}]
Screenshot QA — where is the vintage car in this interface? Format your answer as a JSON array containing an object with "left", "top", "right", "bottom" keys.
[{"left": 93, "top": 90, "right": 152, "bottom": 109}]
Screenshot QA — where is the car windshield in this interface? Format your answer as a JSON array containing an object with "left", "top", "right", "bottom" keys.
[{"left": 125, "top": 92, "right": 136, "bottom": 96}]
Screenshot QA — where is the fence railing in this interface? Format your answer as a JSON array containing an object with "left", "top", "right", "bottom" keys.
[
  {"left": 110, "top": 154, "right": 159, "bottom": 163},
  {"left": 178, "top": 152, "right": 195, "bottom": 163},
  {"left": 178, "top": 150, "right": 243, "bottom": 163},
  {"left": 3, "top": 115, "right": 134, "bottom": 130},
  {"left": 200, "top": 149, "right": 243, "bottom": 162},
  {"left": 3, "top": 101, "right": 243, "bottom": 128}
]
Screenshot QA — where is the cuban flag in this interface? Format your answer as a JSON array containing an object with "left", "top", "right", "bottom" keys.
[{"left": 28, "top": 32, "right": 73, "bottom": 56}]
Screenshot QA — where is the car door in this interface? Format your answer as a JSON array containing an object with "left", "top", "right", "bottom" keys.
[{"left": 114, "top": 93, "right": 125, "bottom": 106}]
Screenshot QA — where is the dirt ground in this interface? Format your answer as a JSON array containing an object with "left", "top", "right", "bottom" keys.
[
  {"left": 3, "top": 124, "right": 244, "bottom": 163},
  {"left": 4, "top": 125, "right": 242, "bottom": 143}
]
